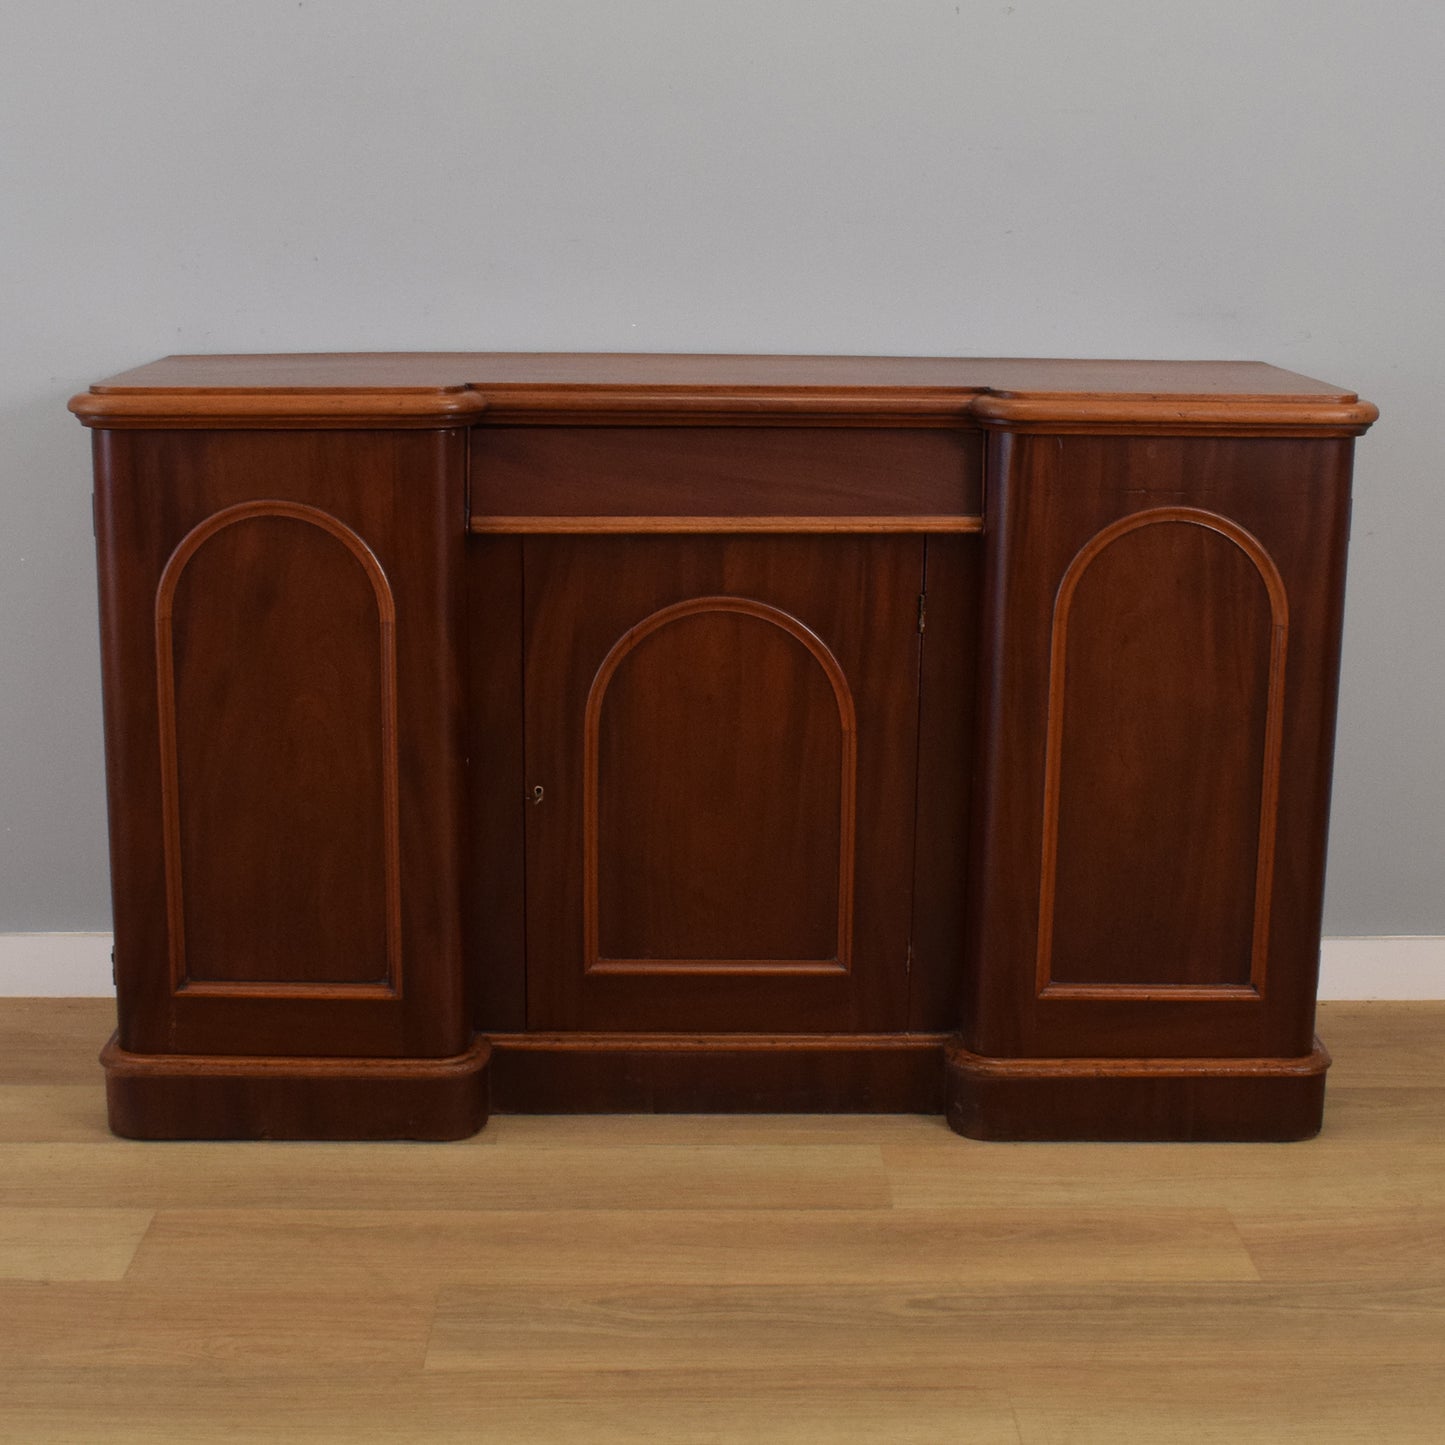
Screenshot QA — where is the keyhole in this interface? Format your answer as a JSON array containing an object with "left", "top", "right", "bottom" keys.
[{"left": 531, "top": 784, "right": 545, "bottom": 806}]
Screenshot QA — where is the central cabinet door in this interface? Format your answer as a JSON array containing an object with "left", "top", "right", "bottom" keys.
[{"left": 523, "top": 535, "right": 924, "bottom": 1033}]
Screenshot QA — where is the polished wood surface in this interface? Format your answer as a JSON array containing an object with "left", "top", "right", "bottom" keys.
[
  {"left": 490, "top": 1032, "right": 946, "bottom": 1113},
  {"left": 100, "top": 1033, "right": 490, "bottom": 1142},
  {"left": 2, "top": 998, "right": 1442, "bottom": 1443},
  {"left": 464, "top": 536, "right": 528, "bottom": 1034},
  {"left": 966, "top": 434, "right": 1355, "bottom": 1063},
  {"left": 470, "top": 425, "right": 984, "bottom": 526},
  {"left": 71, "top": 353, "right": 1378, "bottom": 432},
  {"left": 906, "top": 535, "right": 980, "bottom": 1031},
  {"left": 83, "top": 352, "right": 1365, "bottom": 392},
  {"left": 76, "top": 353, "right": 1375, "bottom": 1141},
  {"left": 93, "top": 429, "right": 471, "bottom": 1060},
  {"left": 521, "top": 536, "right": 928, "bottom": 1034},
  {"left": 944, "top": 1037, "right": 1330, "bottom": 1142},
  {"left": 1038, "top": 507, "right": 1285, "bottom": 993},
  {"left": 156, "top": 500, "right": 401, "bottom": 993}
]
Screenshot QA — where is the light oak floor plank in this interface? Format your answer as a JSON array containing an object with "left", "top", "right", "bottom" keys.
[
  {"left": 1233, "top": 1204, "right": 1445, "bottom": 1282},
  {"left": 0, "top": 1281, "right": 435, "bottom": 1371},
  {"left": 123, "top": 1206, "right": 1259, "bottom": 1289},
  {"left": 1012, "top": 1396, "right": 1445, "bottom": 1445},
  {"left": 882, "top": 1138, "right": 1445, "bottom": 1211},
  {"left": 0, "top": 998, "right": 1441, "bottom": 1443},
  {"left": 0, "top": 1140, "right": 889, "bottom": 1211},
  {"left": 0, "top": 1370, "right": 1022, "bottom": 1445},
  {"left": 426, "top": 1279, "right": 1445, "bottom": 1375},
  {"left": 0, "top": 1207, "right": 153, "bottom": 1281},
  {"left": 1319, "top": 1082, "right": 1445, "bottom": 1138},
  {"left": 1314, "top": 1000, "right": 1445, "bottom": 1087},
  {"left": 485, "top": 1110, "right": 956, "bottom": 1146},
  {"left": 0, "top": 1084, "right": 113, "bottom": 1143},
  {"left": 0, "top": 997, "right": 115, "bottom": 1084}
]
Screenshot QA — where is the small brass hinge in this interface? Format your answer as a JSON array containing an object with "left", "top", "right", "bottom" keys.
[{"left": 917, "top": 593, "right": 927, "bottom": 634}]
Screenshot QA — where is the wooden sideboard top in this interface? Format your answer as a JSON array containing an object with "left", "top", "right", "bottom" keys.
[{"left": 69, "top": 353, "right": 1377, "bottom": 434}]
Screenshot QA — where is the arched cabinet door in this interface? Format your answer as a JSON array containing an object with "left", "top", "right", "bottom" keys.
[
  {"left": 94, "top": 428, "right": 470, "bottom": 1060},
  {"left": 966, "top": 433, "right": 1355, "bottom": 1063},
  {"left": 521, "top": 535, "right": 924, "bottom": 1033}
]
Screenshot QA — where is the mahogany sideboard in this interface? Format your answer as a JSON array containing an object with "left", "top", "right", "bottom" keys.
[{"left": 70, "top": 353, "right": 1377, "bottom": 1141}]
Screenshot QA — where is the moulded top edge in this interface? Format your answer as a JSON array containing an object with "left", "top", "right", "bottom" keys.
[{"left": 67, "top": 353, "right": 1376, "bottom": 434}]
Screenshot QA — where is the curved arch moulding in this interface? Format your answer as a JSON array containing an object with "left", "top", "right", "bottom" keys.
[
  {"left": 1035, "top": 506, "right": 1289, "bottom": 1001},
  {"left": 154, "top": 500, "right": 402, "bottom": 999},
  {"left": 582, "top": 595, "right": 858, "bottom": 976}
]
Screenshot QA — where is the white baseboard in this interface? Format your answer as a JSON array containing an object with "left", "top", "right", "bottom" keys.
[
  {"left": 0, "top": 931, "right": 1441, "bottom": 999},
  {"left": 0, "top": 933, "right": 115, "bottom": 996},
  {"left": 1315, "top": 936, "right": 1445, "bottom": 1001}
]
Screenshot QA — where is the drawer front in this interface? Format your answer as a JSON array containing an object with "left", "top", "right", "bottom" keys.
[{"left": 469, "top": 426, "right": 983, "bottom": 532}]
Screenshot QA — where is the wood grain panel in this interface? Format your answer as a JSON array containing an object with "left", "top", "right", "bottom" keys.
[
  {"left": 908, "top": 536, "right": 981, "bottom": 1030},
  {"left": 470, "top": 426, "right": 983, "bottom": 522},
  {"left": 586, "top": 597, "right": 854, "bottom": 972},
  {"left": 489, "top": 1032, "right": 944, "bottom": 1113},
  {"left": 100, "top": 1033, "right": 490, "bottom": 1141},
  {"left": 92, "top": 429, "right": 470, "bottom": 1060},
  {"left": 966, "top": 435, "right": 1355, "bottom": 1062},
  {"left": 464, "top": 535, "right": 528, "bottom": 1032},
  {"left": 471, "top": 514, "right": 982, "bottom": 534},
  {"left": 157, "top": 502, "right": 400, "bottom": 993},
  {"left": 1038, "top": 508, "right": 1287, "bottom": 995},
  {"left": 523, "top": 536, "right": 922, "bottom": 1033},
  {"left": 944, "top": 1037, "right": 1327, "bottom": 1141}
]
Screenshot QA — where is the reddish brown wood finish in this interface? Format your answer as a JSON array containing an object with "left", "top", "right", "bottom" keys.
[
  {"left": 943, "top": 1037, "right": 1330, "bottom": 1142},
  {"left": 964, "top": 435, "right": 1356, "bottom": 1064},
  {"left": 72, "top": 354, "right": 1377, "bottom": 433},
  {"left": 75, "top": 353, "right": 1375, "bottom": 1142},
  {"left": 907, "top": 536, "right": 981, "bottom": 1032},
  {"left": 158, "top": 502, "right": 400, "bottom": 993},
  {"left": 100, "top": 1032, "right": 490, "bottom": 1141},
  {"left": 1041, "top": 510, "right": 1285, "bottom": 992},
  {"left": 469, "top": 426, "right": 983, "bottom": 527},
  {"left": 521, "top": 535, "right": 927, "bottom": 1034},
  {"left": 93, "top": 429, "right": 470, "bottom": 1060},
  {"left": 491, "top": 1033, "right": 945, "bottom": 1113},
  {"left": 464, "top": 534, "right": 528, "bottom": 1034}
]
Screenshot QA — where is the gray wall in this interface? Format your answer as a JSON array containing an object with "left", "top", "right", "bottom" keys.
[{"left": 2, "top": 1, "right": 1440, "bottom": 934}]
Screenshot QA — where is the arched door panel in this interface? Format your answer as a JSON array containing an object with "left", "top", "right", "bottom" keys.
[{"left": 522, "top": 536, "right": 923, "bottom": 1034}]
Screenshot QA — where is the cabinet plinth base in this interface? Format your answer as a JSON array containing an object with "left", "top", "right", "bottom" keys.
[
  {"left": 943, "top": 1036, "right": 1331, "bottom": 1142},
  {"left": 100, "top": 1033, "right": 491, "bottom": 1141},
  {"left": 489, "top": 1033, "right": 947, "bottom": 1113}
]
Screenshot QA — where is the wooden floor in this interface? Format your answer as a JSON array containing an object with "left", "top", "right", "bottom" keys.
[{"left": 0, "top": 1000, "right": 1441, "bottom": 1443}]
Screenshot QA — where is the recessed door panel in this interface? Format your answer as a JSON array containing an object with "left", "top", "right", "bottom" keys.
[
  {"left": 523, "top": 536, "right": 923, "bottom": 1033},
  {"left": 1043, "top": 513, "right": 1284, "bottom": 990},
  {"left": 590, "top": 598, "right": 851, "bottom": 968}
]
